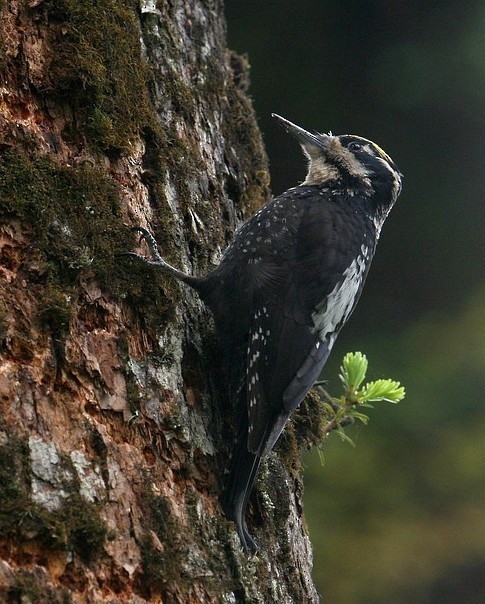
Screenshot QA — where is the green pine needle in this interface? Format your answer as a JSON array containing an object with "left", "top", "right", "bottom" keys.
[
  {"left": 339, "top": 351, "right": 368, "bottom": 393},
  {"left": 320, "top": 352, "right": 405, "bottom": 446},
  {"left": 360, "top": 379, "right": 406, "bottom": 403}
]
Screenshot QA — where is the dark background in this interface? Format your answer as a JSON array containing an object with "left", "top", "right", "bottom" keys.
[{"left": 225, "top": 1, "right": 485, "bottom": 602}]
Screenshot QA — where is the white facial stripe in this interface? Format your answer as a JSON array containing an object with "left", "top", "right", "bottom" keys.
[
  {"left": 301, "top": 134, "right": 400, "bottom": 201},
  {"left": 303, "top": 136, "right": 372, "bottom": 188},
  {"left": 334, "top": 144, "right": 371, "bottom": 181}
]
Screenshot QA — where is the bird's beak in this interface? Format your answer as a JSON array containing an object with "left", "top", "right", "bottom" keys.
[{"left": 272, "top": 114, "right": 331, "bottom": 153}]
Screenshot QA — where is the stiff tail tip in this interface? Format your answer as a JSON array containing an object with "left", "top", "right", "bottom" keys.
[{"left": 221, "top": 442, "right": 262, "bottom": 553}]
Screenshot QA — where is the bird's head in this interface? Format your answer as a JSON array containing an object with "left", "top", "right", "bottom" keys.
[{"left": 272, "top": 114, "right": 403, "bottom": 223}]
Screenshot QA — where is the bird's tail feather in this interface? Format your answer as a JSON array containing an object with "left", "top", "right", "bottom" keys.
[{"left": 221, "top": 431, "right": 262, "bottom": 553}]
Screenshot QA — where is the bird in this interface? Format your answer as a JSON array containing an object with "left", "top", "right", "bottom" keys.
[{"left": 125, "top": 114, "right": 403, "bottom": 553}]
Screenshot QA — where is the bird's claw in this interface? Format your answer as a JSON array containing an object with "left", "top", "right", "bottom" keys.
[
  {"left": 118, "top": 226, "right": 165, "bottom": 266},
  {"left": 130, "top": 226, "right": 163, "bottom": 262}
]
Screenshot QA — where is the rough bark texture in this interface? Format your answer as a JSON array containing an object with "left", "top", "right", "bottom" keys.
[{"left": 0, "top": 1, "right": 320, "bottom": 602}]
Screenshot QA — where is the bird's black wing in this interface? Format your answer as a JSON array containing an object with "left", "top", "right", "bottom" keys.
[{"left": 242, "top": 189, "right": 375, "bottom": 456}]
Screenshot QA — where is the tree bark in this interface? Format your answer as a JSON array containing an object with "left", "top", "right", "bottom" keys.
[{"left": 0, "top": 1, "right": 319, "bottom": 602}]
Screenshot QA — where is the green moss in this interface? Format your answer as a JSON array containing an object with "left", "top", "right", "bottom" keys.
[
  {"left": 42, "top": 0, "right": 156, "bottom": 150},
  {"left": 0, "top": 433, "right": 107, "bottom": 563},
  {"left": 59, "top": 493, "right": 108, "bottom": 562},
  {"left": 7, "top": 569, "right": 72, "bottom": 604},
  {"left": 0, "top": 150, "right": 175, "bottom": 332},
  {"left": 0, "top": 435, "right": 34, "bottom": 537},
  {"left": 277, "top": 390, "right": 327, "bottom": 472},
  {"left": 0, "top": 151, "right": 125, "bottom": 283},
  {"left": 138, "top": 485, "right": 188, "bottom": 595},
  {"left": 221, "top": 51, "right": 271, "bottom": 214},
  {"left": 146, "top": 491, "right": 173, "bottom": 537},
  {"left": 37, "top": 282, "right": 72, "bottom": 338},
  {"left": 292, "top": 389, "right": 328, "bottom": 451},
  {"left": 139, "top": 534, "right": 166, "bottom": 590}
]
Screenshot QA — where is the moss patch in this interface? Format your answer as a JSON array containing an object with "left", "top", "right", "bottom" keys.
[
  {"left": 0, "top": 151, "right": 127, "bottom": 284},
  {"left": 0, "top": 432, "right": 107, "bottom": 563},
  {"left": 42, "top": 0, "right": 155, "bottom": 150},
  {"left": 292, "top": 389, "right": 328, "bottom": 451},
  {"left": 138, "top": 490, "right": 186, "bottom": 594},
  {"left": 277, "top": 389, "right": 327, "bottom": 473},
  {"left": 221, "top": 51, "right": 271, "bottom": 214},
  {"left": 6, "top": 569, "right": 72, "bottom": 604},
  {"left": 58, "top": 494, "right": 108, "bottom": 562},
  {"left": 0, "top": 150, "right": 175, "bottom": 331},
  {"left": 37, "top": 282, "right": 72, "bottom": 339}
]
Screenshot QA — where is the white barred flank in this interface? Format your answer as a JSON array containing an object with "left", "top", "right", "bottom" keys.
[{"left": 312, "top": 244, "right": 370, "bottom": 338}]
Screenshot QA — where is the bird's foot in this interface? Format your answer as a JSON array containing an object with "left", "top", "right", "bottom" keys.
[
  {"left": 131, "top": 226, "right": 165, "bottom": 263},
  {"left": 119, "top": 226, "right": 167, "bottom": 267},
  {"left": 120, "top": 226, "right": 200, "bottom": 287}
]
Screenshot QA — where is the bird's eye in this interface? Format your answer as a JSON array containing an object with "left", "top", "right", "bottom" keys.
[{"left": 348, "top": 142, "right": 362, "bottom": 151}]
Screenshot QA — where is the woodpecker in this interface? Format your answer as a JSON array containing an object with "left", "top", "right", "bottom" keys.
[{"left": 125, "top": 114, "right": 402, "bottom": 553}]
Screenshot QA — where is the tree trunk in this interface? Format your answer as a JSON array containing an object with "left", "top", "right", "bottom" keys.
[{"left": 0, "top": 1, "right": 319, "bottom": 602}]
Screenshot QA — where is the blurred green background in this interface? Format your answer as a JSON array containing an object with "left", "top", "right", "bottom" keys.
[{"left": 225, "top": 1, "right": 485, "bottom": 602}]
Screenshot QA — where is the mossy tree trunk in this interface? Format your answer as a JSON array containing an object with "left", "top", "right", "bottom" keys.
[{"left": 0, "top": 1, "right": 319, "bottom": 602}]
